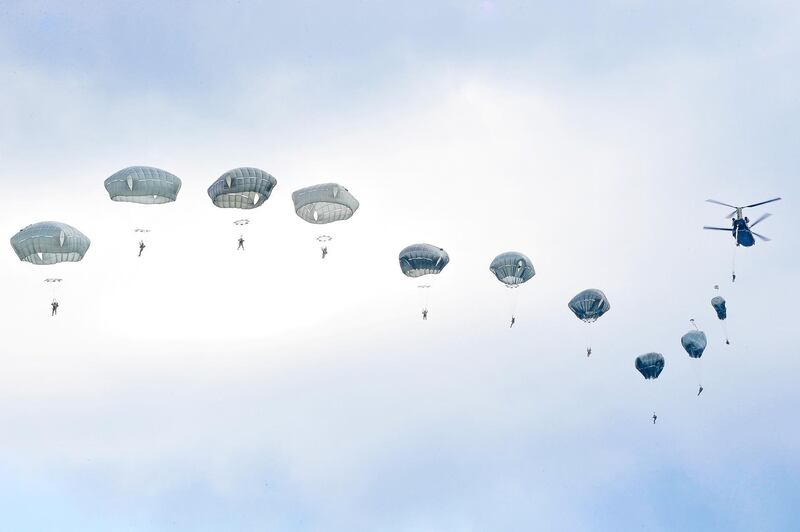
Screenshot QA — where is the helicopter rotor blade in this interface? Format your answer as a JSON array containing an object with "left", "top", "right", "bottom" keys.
[
  {"left": 752, "top": 231, "right": 771, "bottom": 242},
  {"left": 725, "top": 209, "right": 737, "bottom": 219},
  {"left": 706, "top": 199, "right": 738, "bottom": 209},
  {"left": 749, "top": 212, "right": 772, "bottom": 228},
  {"left": 743, "top": 197, "right": 781, "bottom": 209},
  {"left": 703, "top": 226, "right": 733, "bottom": 232}
]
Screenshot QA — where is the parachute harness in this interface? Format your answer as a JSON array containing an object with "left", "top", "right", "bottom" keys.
[{"left": 317, "top": 235, "right": 332, "bottom": 258}]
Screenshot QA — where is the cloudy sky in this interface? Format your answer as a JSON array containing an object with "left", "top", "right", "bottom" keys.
[{"left": 1, "top": 1, "right": 798, "bottom": 530}]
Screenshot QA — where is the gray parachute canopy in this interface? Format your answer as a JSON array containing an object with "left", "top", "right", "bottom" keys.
[
  {"left": 10, "top": 221, "right": 91, "bottom": 265},
  {"left": 104, "top": 166, "right": 182, "bottom": 204},
  {"left": 711, "top": 296, "right": 727, "bottom": 320},
  {"left": 635, "top": 352, "right": 665, "bottom": 380},
  {"left": 208, "top": 167, "right": 277, "bottom": 209},
  {"left": 568, "top": 289, "right": 611, "bottom": 323},
  {"left": 489, "top": 252, "right": 535, "bottom": 287},
  {"left": 292, "top": 183, "right": 359, "bottom": 224},
  {"left": 399, "top": 244, "right": 450, "bottom": 278},
  {"left": 681, "top": 330, "right": 707, "bottom": 359}
]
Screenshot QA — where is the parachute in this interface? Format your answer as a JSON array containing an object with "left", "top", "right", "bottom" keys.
[
  {"left": 681, "top": 330, "right": 707, "bottom": 359},
  {"left": 711, "top": 296, "right": 727, "bottom": 320},
  {"left": 568, "top": 289, "right": 611, "bottom": 323},
  {"left": 208, "top": 167, "right": 277, "bottom": 209},
  {"left": 489, "top": 252, "right": 534, "bottom": 327},
  {"left": 104, "top": 166, "right": 182, "bottom": 204},
  {"left": 635, "top": 352, "right": 665, "bottom": 380},
  {"left": 399, "top": 244, "right": 450, "bottom": 278},
  {"left": 489, "top": 252, "right": 535, "bottom": 287},
  {"left": 292, "top": 183, "right": 359, "bottom": 224},
  {"left": 636, "top": 352, "right": 665, "bottom": 422},
  {"left": 105, "top": 167, "right": 180, "bottom": 256},
  {"left": 683, "top": 322, "right": 707, "bottom": 392},
  {"left": 399, "top": 244, "right": 449, "bottom": 319},
  {"left": 292, "top": 183, "right": 358, "bottom": 257},
  {"left": 568, "top": 289, "right": 610, "bottom": 356},
  {"left": 711, "top": 294, "right": 730, "bottom": 345},
  {"left": 10, "top": 222, "right": 91, "bottom": 265}
]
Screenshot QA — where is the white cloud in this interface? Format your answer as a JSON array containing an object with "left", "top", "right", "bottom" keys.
[{"left": 0, "top": 3, "right": 798, "bottom": 530}]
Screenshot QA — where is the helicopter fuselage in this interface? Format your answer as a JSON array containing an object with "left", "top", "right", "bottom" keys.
[{"left": 732, "top": 218, "right": 755, "bottom": 247}]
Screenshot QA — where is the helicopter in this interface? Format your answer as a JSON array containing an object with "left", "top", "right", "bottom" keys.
[
  {"left": 703, "top": 197, "right": 781, "bottom": 247},
  {"left": 703, "top": 197, "right": 781, "bottom": 282}
]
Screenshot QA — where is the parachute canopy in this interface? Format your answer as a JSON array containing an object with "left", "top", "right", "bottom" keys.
[
  {"left": 208, "top": 167, "right": 277, "bottom": 209},
  {"left": 635, "top": 352, "right": 665, "bottom": 380},
  {"left": 681, "top": 330, "right": 707, "bottom": 359},
  {"left": 568, "top": 289, "right": 611, "bottom": 323},
  {"left": 399, "top": 244, "right": 449, "bottom": 278},
  {"left": 489, "top": 252, "right": 535, "bottom": 287},
  {"left": 104, "top": 166, "right": 182, "bottom": 204},
  {"left": 10, "top": 221, "right": 91, "bottom": 265},
  {"left": 711, "top": 296, "right": 727, "bottom": 320},
  {"left": 292, "top": 183, "right": 359, "bottom": 224}
]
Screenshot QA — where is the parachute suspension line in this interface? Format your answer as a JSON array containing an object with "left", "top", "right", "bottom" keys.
[
  {"left": 719, "top": 320, "right": 730, "bottom": 345},
  {"left": 417, "top": 284, "right": 431, "bottom": 317},
  {"left": 646, "top": 372, "right": 666, "bottom": 424},
  {"left": 689, "top": 343, "right": 703, "bottom": 388},
  {"left": 44, "top": 277, "right": 63, "bottom": 301},
  {"left": 643, "top": 378, "right": 660, "bottom": 425},
  {"left": 694, "top": 357, "right": 704, "bottom": 388},
  {"left": 650, "top": 380, "right": 657, "bottom": 424},
  {"left": 654, "top": 378, "right": 664, "bottom": 425},
  {"left": 584, "top": 323, "right": 593, "bottom": 358},
  {"left": 507, "top": 285, "right": 520, "bottom": 322}
]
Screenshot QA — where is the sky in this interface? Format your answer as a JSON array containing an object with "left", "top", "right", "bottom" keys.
[{"left": 0, "top": 1, "right": 798, "bottom": 530}]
